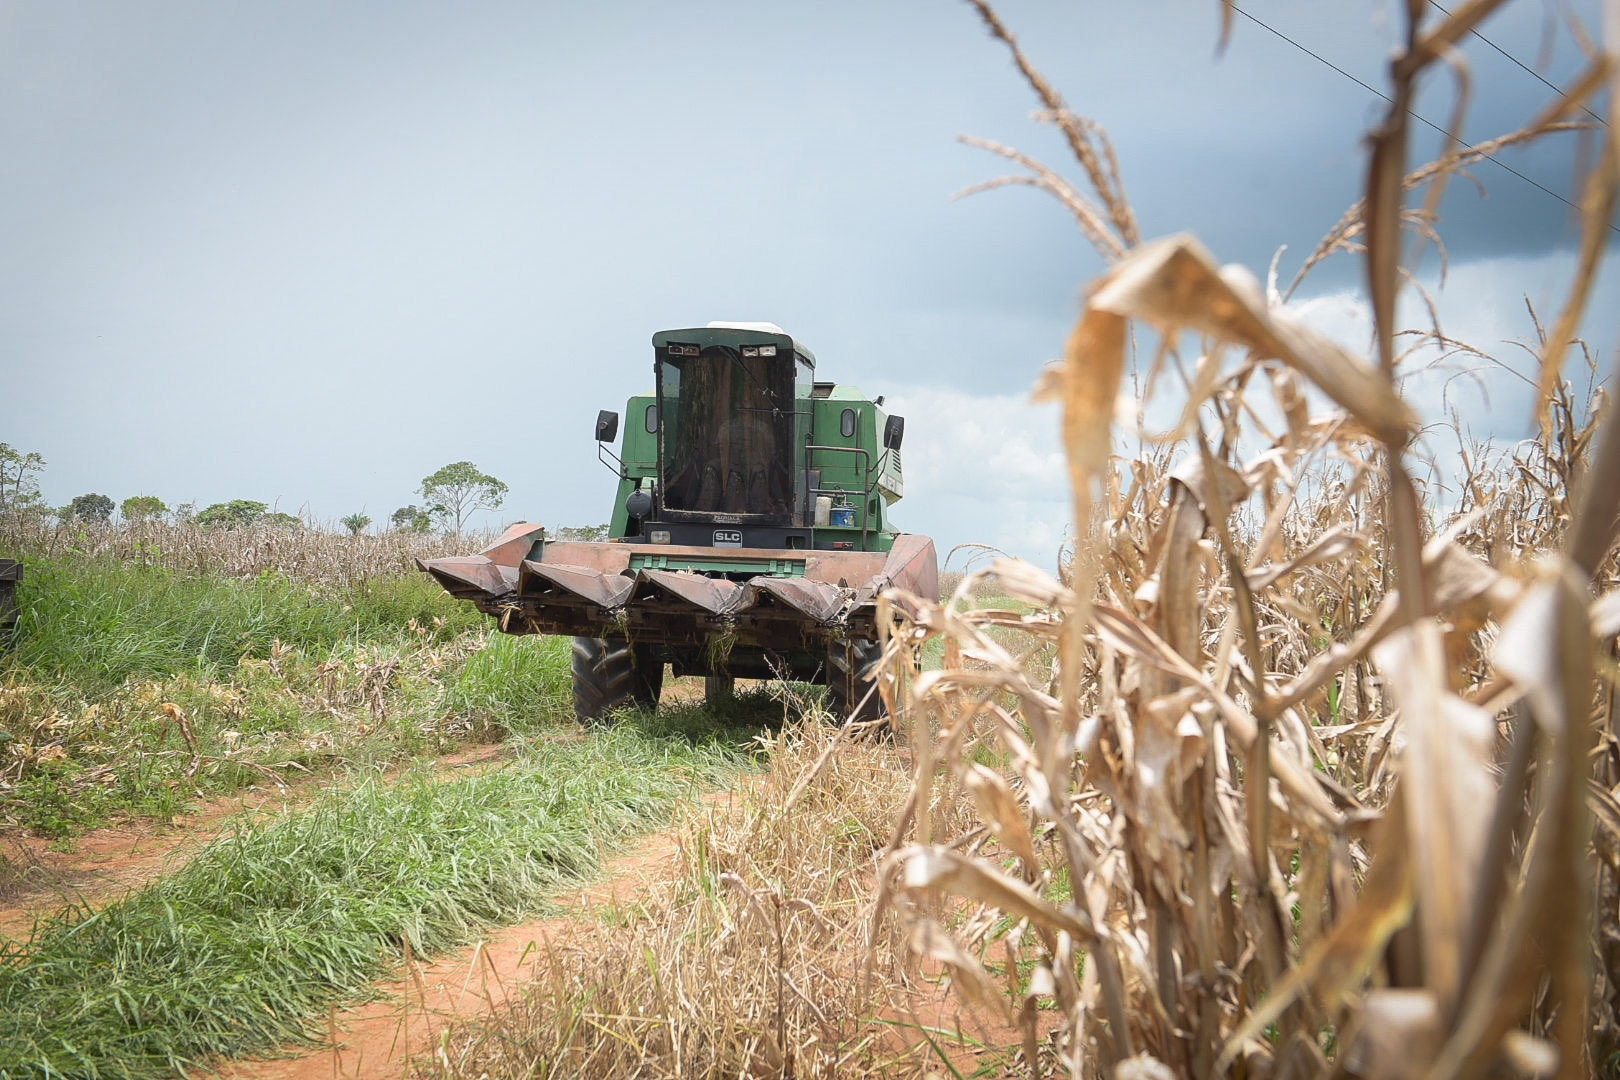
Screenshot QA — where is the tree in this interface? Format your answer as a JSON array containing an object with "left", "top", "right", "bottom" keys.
[
  {"left": 262, "top": 512, "right": 301, "bottom": 529},
  {"left": 418, "top": 462, "right": 508, "bottom": 535},
  {"left": 121, "top": 495, "right": 168, "bottom": 525},
  {"left": 340, "top": 512, "right": 372, "bottom": 537},
  {"left": 196, "top": 499, "right": 268, "bottom": 530},
  {"left": 66, "top": 493, "right": 114, "bottom": 524},
  {"left": 0, "top": 443, "right": 46, "bottom": 516},
  {"left": 555, "top": 523, "right": 610, "bottom": 542},
  {"left": 390, "top": 505, "right": 432, "bottom": 534}
]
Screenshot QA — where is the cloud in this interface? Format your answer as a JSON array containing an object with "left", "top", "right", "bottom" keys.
[
  {"left": 1282, "top": 248, "right": 1618, "bottom": 511},
  {"left": 884, "top": 382, "right": 1070, "bottom": 566},
  {"left": 886, "top": 245, "right": 1617, "bottom": 568},
  {"left": 3, "top": 0, "right": 1611, "bottom": 560},
  {"left": 1285, "top": 246, "right": 1618, "bottom": 442}
]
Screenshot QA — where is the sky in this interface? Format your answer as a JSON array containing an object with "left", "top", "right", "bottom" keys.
[{"left": 3, "top": 0, "right": 1615, "bottom": 571}]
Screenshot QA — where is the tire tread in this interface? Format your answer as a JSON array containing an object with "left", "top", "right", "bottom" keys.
[{"left": 572, "top": 637, "right": 662, "bottom": 725}]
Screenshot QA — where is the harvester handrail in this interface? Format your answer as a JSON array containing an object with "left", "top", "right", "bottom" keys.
[{"left": 804, "top": 443, "right": 875, "bottom": 547}]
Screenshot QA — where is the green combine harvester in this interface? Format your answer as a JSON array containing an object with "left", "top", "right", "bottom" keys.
[{"left": 419, "top": 322, "right": 937, "bottom": 724}]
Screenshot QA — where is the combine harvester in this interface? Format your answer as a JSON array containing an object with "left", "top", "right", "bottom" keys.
[{"left": 419, "top": 322, "right": 937, "bottom": 724}]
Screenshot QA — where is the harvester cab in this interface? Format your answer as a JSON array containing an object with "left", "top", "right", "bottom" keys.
[
  {"left": 419, "top": 322, "right": 937, "bottom": 725},
  {"left": 601, "top": 323, "right": 905, "bottom": 552}
]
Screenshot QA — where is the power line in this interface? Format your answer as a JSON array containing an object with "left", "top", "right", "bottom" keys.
[
  {"left": 1431, "top": 0, "right": 1608, "bottom": 126},
  {"left": 1228, "top": 3, "right": 1618, "bottom": 235}
]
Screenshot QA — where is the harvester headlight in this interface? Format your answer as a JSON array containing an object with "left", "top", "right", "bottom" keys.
[
  {"left": 741, "top": 346, "right": 759, "bottom": 357},
  {"left": 649, "top": 529, "right": 672, "bottom": 545},
  {"left": 758, "top": 344, "right": 776, "bottom": 356}
]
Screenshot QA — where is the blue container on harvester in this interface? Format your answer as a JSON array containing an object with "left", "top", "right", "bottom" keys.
[{"left": 830, "top": 507, "right": 856, "bottom": 528}]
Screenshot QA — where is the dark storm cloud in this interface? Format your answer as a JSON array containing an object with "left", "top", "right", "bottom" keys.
[{"left": 938, "top": 1, "right": 1607, "bottom": 287}]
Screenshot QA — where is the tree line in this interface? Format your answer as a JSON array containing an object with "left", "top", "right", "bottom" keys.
[{"left": 0, "top": 443, "right": 536, "bottom": 537}]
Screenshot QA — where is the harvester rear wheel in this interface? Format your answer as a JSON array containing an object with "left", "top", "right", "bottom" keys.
[
  {"left": 572, "top": 637, "right": 663, "bottom": 725},
  {"left": 826, "top": 637, "right": 885, "bottom": 727}
]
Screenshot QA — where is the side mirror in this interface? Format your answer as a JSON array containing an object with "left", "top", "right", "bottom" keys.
[
  {"left": 595, "top": 410, "right": 620, "bottom": 443},
  {"left": 882, "top": 414, "right": 905, "bottom": 451}
]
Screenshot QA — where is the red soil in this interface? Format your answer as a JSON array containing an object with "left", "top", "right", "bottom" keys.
[
  {"left": 0, "top": 744, "right": 740, "bottom": 1080},
  {"left": 217, "top": 808, "right": 708, "bottom": 1080},
  {"left": 0, "top": 744, "right": 508, "bottom": 939},
  {"left": 0, "top": 720, "right": 1029, "bottom": 1079}
]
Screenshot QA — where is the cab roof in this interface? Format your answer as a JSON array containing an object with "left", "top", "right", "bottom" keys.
[{"left": 652, "top": 323, "right": 816, "bottom": 370}]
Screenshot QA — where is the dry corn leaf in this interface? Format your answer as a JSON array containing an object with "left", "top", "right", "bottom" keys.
[
  {"left": 1246, "top": 526, "right": 1362, "bottom": 590},
  {"left": 1092, "top": 602, "right": 1346, "bottom": 823},
  {"left": 1042, "top": 293, "right": 1131, "bottom": 746},
  {"left": 1499, "top": 1029, "right": 1561, "bottom": 1078},
  {"left": 1215, "top": 791, "right": 1416, "bottom": 1073},
  {"left": 1114, "top": 1052, "right": 1176, "bottom": 1080},
  {"left": 1592, "top": 782, "right": 1620, "bottom": 872},
  {"left": 1590, "top": 589, "right": 1620, "bottom": 637},
  {"left": 964, "top": 764, "right": 1041, "bottom": 876},
  {"left": 1428, "top": 539, "right": 1504, "bottom": 612},
  {"left": 899, "top": 845, "right": 1096, "bottom": 944},
  {"left": 1438, "top": 561, "right": 1599, "bottom": 1080},
  {"left": 1494, "top": 563, "right": 1582, "bottom": 731},
  {"left": 1372, "top": 623, "right": 1495, "bottom": 1011},
  {"left": 1168, "top": 450, "right": 1251, "bottom": 520},
  {"left": 1343, "top": 988, "right": 1444, "bottom": 1080},
  {"left": 1040, "top": 304, "right": 1126, "bottom": 511},
  {"left": 987, "top": 557, "right": 1069, "bottom": 608},
  {"left": 907, "top": 916, "right": 1011, "bottom": 1023},
  {"left": 1270, "top": 534, "right": 1503, "bottom": 717},
  {"left": 1087, "top": 234, "right": 1416, "bottom": 444}
]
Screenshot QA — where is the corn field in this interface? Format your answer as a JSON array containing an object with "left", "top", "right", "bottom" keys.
[
  {"left": 870, "top": 2, "right": 1620, "bottom": 1077},
  {"left": 0, "top": 517, "right": 492, "bottom": 588}
]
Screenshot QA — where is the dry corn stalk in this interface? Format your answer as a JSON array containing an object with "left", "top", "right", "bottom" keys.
[
  {"left": 883, "top": 4, "right": 1620, "bottom": 1075},
  {"left": 0, "top": 517, "right": 485, "bottom": 587},
  {"left": 881, "top": 237, "right": 1619, "bottom": 1079}
]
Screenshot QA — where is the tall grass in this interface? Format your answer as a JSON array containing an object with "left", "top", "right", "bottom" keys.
[
  {"left": 0, "top": 729, "right": 737, "bottom": 1080},
  {"left": 8, "top": 557, "right": 484, "bottom": 688},
  {"left": 443, "top": 631, "right": 573, "bottom": 731},
  {"left": 0, "top": 555, "right": 556, "bottom": 837},
  {"left": 0, "top": 532, "right": 800, "bottom": 838}
]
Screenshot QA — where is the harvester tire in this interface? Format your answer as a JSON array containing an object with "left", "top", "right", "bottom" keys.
[
  {"left": 826, "top": 637, "right": 885, "bottom": 727},
  {"left": 572, "top": 637, "right": 663, "bottom": 725}
]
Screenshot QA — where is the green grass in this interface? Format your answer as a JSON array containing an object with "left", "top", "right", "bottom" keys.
[
  {"left": 0, "top": 553, "right": 803, "bottom": 847},
  {"left": 7, "top": 557, "right": 483, "bottom": 689},
  {"left": 442, "top": 632, "right": 572, "bottom": 733},
  {"left": 0, "top": 559, "right": 542, "bottom": 836},
  {"left": 632, "top": 683, "right": 797, "bottom": 748},
  {"left": 0, "top": 728, "right": 739, "bottom": 1080}
]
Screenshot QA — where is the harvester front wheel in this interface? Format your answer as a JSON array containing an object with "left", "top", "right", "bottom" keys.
[
  {"left": 571, "top": 637, "right": 663, "bottom": 725},
  {"left": 826, "top": 637, "right": 885, "bottom": 727},
  {"left": 704, "top": 673, "right": 735, "bottom": 706}
]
